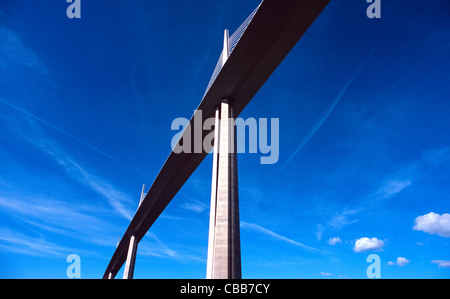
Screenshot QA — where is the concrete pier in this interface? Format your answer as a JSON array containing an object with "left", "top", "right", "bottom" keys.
[
  {"left": 122, "top": 185, "right": 146, "bottom": 279},
  {"left": 123, "top": 234, "right": 138, "bottom": 279},
  {"left": 207, "top": 100, "right": 241, "bottom": 279}
]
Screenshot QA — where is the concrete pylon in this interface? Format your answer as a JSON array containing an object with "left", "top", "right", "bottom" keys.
[
  {"left": 122, "top": 234, "right": 138, "bottom": 279},
  {"left": 206, "top": 100, "right": 241, "bottom": 279},
  {"left": 122, "top": 185, "right": 146, "bottom": 279}
]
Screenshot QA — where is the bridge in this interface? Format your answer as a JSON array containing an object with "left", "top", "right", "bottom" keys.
[{"left": 103, "top": 0, "right": 331, "bottom": 279}]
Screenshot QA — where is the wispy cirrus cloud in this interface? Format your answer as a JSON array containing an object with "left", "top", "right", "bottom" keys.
[
  {"left": 241, "top": 221, "right": 328, "bottom": 255},
  {"left": 0, "top": 26, "right": 49, "bottom": 75},
  {"left": 320, "top": 177, "right": 412, "bottom": 237},
  {"left": 2, "top": 112, "right": 135, "bottom": 221},
  {"left": 0, "top": 173, "right": 202, "bottom": 263},
  {"left": 317, "top": 143, "right": 448, "bottom": 242},
  {"left": 328, "top": 208, "right": 360, "bottom": 230},
  {"left": 371, "top": 179, "right": 412, "bottom": 201},
  {"left": 37, "top": 138, "right": 135, "bottom": 221},
  {"left": 431, "top": 260, "right": 450, "bottom": 269},
  {"left": 0, "top": 193, "right": 119, "bottom": 248},
  {"left": 179, "top": 192, "right": 209, "bottom": 214},
  {"left": 336, "top": 178, "right": 411, "bottom": 225},
  {"left": 138, "top": 233, "right": 205, "bottom": 263},
  {"left": 0, "top": 228, "right": 73, "bottom": 259},
  {"left": 181, "top": 201, "right": 208, "bottom": 213},
  {"left": 0, "top": 97, "right": 118, "bottom": 161},
  {"left": 282, "top": 50, "right": 375, "bottom": 169},
  {"left": 423, "top": 147, "right": 450, "bottom": 163}
]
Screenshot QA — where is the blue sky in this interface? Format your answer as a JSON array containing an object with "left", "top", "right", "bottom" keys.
[{"left": 1, "top": 0, "right": 450, "bottom": 279}]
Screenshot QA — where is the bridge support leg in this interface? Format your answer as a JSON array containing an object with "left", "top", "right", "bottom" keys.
[
  {"left": 207, "top": 100, "right": 241, "bottom": 279},
  {"left": 123, "top": 234, "right": 138, "bottom": 279}
]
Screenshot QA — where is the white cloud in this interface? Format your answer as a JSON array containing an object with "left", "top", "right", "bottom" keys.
[
  {"left": 388, "top": 257, "right": 410, "bottom": 267},
  {"left": 413, "top": 212, "right": 450, "bottom": 238},
  {"left": 375, "top": 180, "right": 412, "bottom": 199},
  {"left": 327, "top": 237, "right": 342, "bottom": 245},
  {"left": 180, "top": 196, "right": 208, "bottom": 214},
  {"left": 320, "top": 272, "right": 332, "bottom": 276},
  {"left": 181, "top": 202, "right": 207, "bottom": 213},
  {"left": 354, "top": 237, "right": 385, "bottom": 252},
  {"left": 328, "top": 213, "right": 359, "bottom": 230},
  {"left": 316, "top": 224, "right": 325, "bottom": 241},
  {"left": 431, "top": 260, "right": 450, "bottom": 268}
]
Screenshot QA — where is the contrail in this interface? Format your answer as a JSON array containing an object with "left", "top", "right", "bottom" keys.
[
  {"left": 241, "top": 221, "right": 330, "bottom": 255},
  {"left": 0, "top": 97, "right": 152, "bottom": 181},
  {"left": 0, "top": 97, "right": 117, "bottom": 160},
  {"left": 282, "top": 50, "right": 375, "bottom": 170}
]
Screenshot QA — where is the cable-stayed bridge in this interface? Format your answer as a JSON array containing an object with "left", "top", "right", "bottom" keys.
[{"left": 103, "top": 0, "right": 330, "bottom": 279}]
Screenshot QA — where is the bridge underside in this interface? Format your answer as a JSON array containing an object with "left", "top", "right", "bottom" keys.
[{"left": 103, "top": 0, "right": 330, "bottom": 279}]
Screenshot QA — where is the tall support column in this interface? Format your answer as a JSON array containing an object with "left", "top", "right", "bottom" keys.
[
  {"left": 123, "top": 234, "right": 138, "bottom": 279},
  {"left": 207, "top": 100, "right": 241, "bottom": 279},
  {"left": 122, "top": 185, "right": 145, "bottom": 279},
  {"left": 207, "top": 107, "right": 221, "bottom": 278}
]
